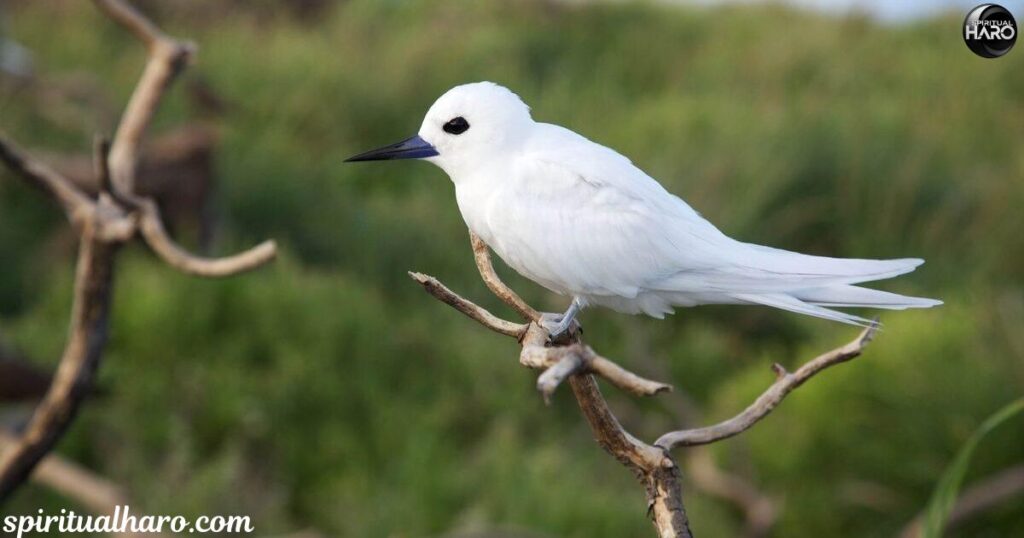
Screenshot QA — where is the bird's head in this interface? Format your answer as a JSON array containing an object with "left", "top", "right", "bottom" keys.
[{"left": 346, "top": 82, "right": 533, "bottom": 177}]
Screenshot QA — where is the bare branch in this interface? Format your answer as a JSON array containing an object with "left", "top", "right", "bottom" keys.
[
  {"left": 519, "top": 324, "right": 671, "bottom": 402},
  {"left": 470, "top": 231, "right": 540, "bottom": 321},
  {"left": 568, "top": 373, "right": 693, "bottom": 538},
  {"left": 410, "top": 272, "right": 528, "bottom": 337},
  {"left": 0, "top": 226, "right": 120, "bottom": 502},
  {"left": 92, "top": 0, "right": 169, "bottom": 48},
  {"left": 654, "top": 323, "right": 877, "bottom": 450},
  {"left": 89, "top": 0, "right": 279, "bottom": 276},
  {"left": 590, "top": 353, "right": 673, "bottom": 398},
  {"left": 0, "top": 133, "right": 93, "bottom": 221},
  {"left": 631, "top": 337, "right": 780, "bottom": 538},
  {"left": 93, "top": 0, "right": 196, "bottom": 195},
  {"left": 412, "top": 263, "right": 688, "bottom": 536},
  {"left": 0, "top": 431, "right": 167, "bottom": 538},
  {"left": 413, "top": 235, "right": 879, "bottom": 536},
  {"left": 0, "top": 0, "right": 277, "bottom": 502},
  {"left": 138, "top": 200, "right": 276, "bottom": 277},
  {"left": 0, "top": 430, "right": 124, "bottom": 514}
]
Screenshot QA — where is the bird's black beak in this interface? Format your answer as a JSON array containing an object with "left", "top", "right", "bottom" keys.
[{"left": 344, "top": 135, "right": 439, "bottom": 162}]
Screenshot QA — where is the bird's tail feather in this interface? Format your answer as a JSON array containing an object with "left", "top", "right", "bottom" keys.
[
  {"left": 732, "top": 247, "right": 926, "bottom": 287},
  {"left": 792, "top": 285, "right": 942, "bottom": 310},
  {"left": 730, "top": 293, "right": 875, "bottom": 327},
  {"left": 730, "top": 286, "right": 941, "bottom": 328}
]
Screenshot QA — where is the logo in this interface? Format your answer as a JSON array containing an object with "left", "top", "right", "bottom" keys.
[{"left": 963, "top": 4, "right": 1017, "bottom": 58}]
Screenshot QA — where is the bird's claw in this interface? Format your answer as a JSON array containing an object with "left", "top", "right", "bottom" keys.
[{"left": 539, "top": 312, "right": 580, "bottom": 344}]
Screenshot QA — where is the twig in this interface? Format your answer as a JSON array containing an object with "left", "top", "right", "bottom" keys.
[
  {"left": 470, "top": 231, "right": 539, "bottom": 322},
  {"left": 518, "top": 323, "right": 671, "bottom": 402},
  {"left": 93, "top": 0, "right": 195, "bottom": 195},
  {"left": 91, "top": 0, "right": 170, "bottom": 48},
  {"left": 0, "top": 133, "right": 92, "bottom": 223},
  {"left": 410, "top": 272, "right": 528, "bottom": 337},
  {"left": 138, "top": 200, "right": 276, "bottom": 277},
  {"left": 654, "top": 324, "right": 876, "bottom": 450},
  {"left": 625, "top": 321, "right": 779, "bottom": 538}
]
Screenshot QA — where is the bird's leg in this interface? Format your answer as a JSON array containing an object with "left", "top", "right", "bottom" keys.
[{"left": 540, "top": 297, "right": 583, "bottom": 342}]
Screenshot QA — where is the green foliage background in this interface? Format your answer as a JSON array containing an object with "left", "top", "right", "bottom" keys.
[{"left": 1, "top": 1, "right": 1022, "bottom": 536}]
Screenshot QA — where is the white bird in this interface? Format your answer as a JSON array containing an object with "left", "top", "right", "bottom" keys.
[{"left": 347, "top": 82, "right": 940, "bottom": 339}]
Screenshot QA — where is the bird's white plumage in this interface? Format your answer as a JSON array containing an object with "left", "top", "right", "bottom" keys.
[{"left": 415, "top": 82, "right": 940, "bottom": 325}]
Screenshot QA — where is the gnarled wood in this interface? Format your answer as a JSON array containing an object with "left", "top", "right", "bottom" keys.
[
  {"left": 0, "top": 0, "right": 276, "bottom": 503},
  {"left": 413, "top": 234, "right": 876, "bottom": 537},
  {"left": 0, "top": 216, "right": 121, "bottom": 502}
]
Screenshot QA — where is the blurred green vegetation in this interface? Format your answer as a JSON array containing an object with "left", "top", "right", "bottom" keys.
[{"left": 1, "top": 1, "right": 1022, "bottom": 536}]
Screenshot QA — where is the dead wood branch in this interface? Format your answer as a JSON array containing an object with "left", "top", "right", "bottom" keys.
[
  {"left": 0, "top": 196, "right": 124, "bottom": 500},
  {"left": 469, "top": 232, "right": 539, "bottom": 321},
  {"left": 411, "top": 231, "right": 877, "bottom": 537},
  {"left": 519, "top": 323, "right": 671, "bottom": 402},
  {"left": 138, "top": 198, "right": 275, "bottom": 276},
  {"left": 654, "top": 324, "right": 875, "bottom": 450},
  {"left": 0, "top": 431, "right": 167, "bottom": 538},
  {"left": 93, "top": 0, "right": 196, "bottom": 196},
  {"left": 0, "top": 0, "right": 275, "bottom": 503},
  {"left": 0, "top": 135, "right": 93, "bottom": 224},
  {"left": 625, "top": 325, "right": 780, "bottom": 538},
  {"left": 43, "top": 125, "right": 223, "bottom": 250}
]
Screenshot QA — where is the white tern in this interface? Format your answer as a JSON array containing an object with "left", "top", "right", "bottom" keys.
[{"left": 347, "top": 82, "right": 940, "bottom": 338}]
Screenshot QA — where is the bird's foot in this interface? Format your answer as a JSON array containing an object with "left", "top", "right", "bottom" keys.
[{"left": 539, "top": 312, "right": 581, "bottom": 344}]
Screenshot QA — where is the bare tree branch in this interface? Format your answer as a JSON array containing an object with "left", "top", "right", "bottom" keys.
[
  {"left": 470, "top": 231, "right": 539, "bottom": 322},
  {"left": 0, "top": 133, "right": 93, "bottom": 224},
  {"left": 139, "top": 199, "right": 277, "bottom": 277},
  {"left": 0, "top": 217, "right": 123, "bottom": 501},
  {"left": 0, "top": 431, "right": 168, "bottom": 538},
  {"left": 93, "top": 0, "right": 276, "bottom": 275},
  {"left": 654, "top": 324, "right": 876, "bottom": 450},
  {"left": 518, "top": 324, "right": 671, "bottom": 402},
  {"left": 410, "top": 272, "right": 528, "bottom": 338},
  {"left": 93, "top": 0, "right": 196, "bottom": 195},
  {"left": 414, "top": 238, "right": 692, "bottom": 537},
  {"left": 0, "top": 430, "right": 124, "bottom": 513},
  {"left": 568, "top": 372, "right": 693, "bottom": 538},
  {"left": 92, "top": 0, "right": 171, "bottom": 48},
  {"left": 413, "top": 234, "right": 878, "bottom": 537},
  {"left": 0, "top": 0, "right": 276, "bottom": 502},
  {"left": 624, "top": 323, "right": 780, "bottom": 538}
]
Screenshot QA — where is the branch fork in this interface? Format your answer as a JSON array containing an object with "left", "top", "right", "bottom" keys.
[
  {"left": 413, "top": 230, "right": 878, "bottom": 537},
  {"left": 0, "top": 0, "right": 277, "bottom": 503}
]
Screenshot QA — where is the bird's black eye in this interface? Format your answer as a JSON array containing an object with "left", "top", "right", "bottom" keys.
[{"left": 443, "top": 116, "right": 470, "bottom": 135}]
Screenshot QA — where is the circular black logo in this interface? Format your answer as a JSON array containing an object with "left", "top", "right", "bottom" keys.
[{"left": 964, "top": 4, "right": 1017, "bottom": 58}]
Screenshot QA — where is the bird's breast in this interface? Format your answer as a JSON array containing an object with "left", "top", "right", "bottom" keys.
[{"left": 453, "top": 181, "right": 574, "bottom": 296}]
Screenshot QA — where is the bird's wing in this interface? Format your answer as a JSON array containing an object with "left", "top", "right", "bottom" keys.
[
  {"left": 508, "top": 124, "right": 926, "bottom": 299},
  {"left": 493, "top": 124, "right": 734, "bottom": 297}
]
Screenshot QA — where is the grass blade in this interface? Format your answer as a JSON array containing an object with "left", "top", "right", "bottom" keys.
[{"left": 923, "top": 397, "right": 1024, "bottom": 538}]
